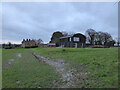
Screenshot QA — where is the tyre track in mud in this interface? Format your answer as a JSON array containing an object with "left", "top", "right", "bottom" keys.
[{"left": 30, "top": 50, "right": 76, "bottom": 88}]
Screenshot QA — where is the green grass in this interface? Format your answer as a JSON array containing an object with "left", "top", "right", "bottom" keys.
[
  {"left": 2, "top": 48, "right": 60, "bottom": 88},
  {"left": 2, "top": 48, "right": 118, "bottom": 88},
  {"left": 32, "top": 47, "right": 118, "bottom": 88}
]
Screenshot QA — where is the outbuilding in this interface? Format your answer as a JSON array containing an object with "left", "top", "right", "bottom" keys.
[{"left": 47, "top": 43, "right": 56, "bottom": 47}]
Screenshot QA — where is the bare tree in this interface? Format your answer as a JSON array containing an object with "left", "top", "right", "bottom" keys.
[
  {"left": 37, "top": 39, "right": 43, "bottom": 44},
  {"left": 103, "top": 32, "right": 113, "bottom": 45},
  {"left": 94, "top": 32, "right": 113, "bottom": 45},
  {"left": 85, "top": 29, "right": 114, "bottom": 46},
  {"left": 85, "top": 29, "right": 96, "bottom": 45}
]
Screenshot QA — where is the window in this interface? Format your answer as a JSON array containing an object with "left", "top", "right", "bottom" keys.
[
  {"left": 73, "top": 37, "right": 79, "bottom": 41},
  {"left": 69, "top": 38, "right": 71, "bottom": 41}
]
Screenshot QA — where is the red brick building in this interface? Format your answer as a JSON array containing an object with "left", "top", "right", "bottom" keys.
[{"left": 21, "top": 39, "right": 38, "bottom": 48}]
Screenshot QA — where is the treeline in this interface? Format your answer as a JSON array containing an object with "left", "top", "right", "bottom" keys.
[
  {"left": 85, "top": 29, "right": 115, "bottom": 47},
  {"left": 2, "top": 42, "right": 21, "bottom": 49}
]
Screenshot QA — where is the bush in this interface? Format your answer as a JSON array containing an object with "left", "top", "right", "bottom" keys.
[
  {"left": 5, "top": 46, "right": 12, "bottom": 49},
  {"left": 62, "top": 49, "right": 66, "bottom": 52}
]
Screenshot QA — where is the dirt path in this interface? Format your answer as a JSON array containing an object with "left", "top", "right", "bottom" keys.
[{"left": 30, "top": 51, "right": 75, "bottom": 88}]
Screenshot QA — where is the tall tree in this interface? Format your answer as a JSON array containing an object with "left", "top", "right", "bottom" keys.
[
  {"left": 85, "top": 29, "right": 96, "bottom": 45},
  {"left": 8, "top": 42, "right": 12, "bottom": 47},
  {"left": 103, "top": 32, "right": 113, "bottom": 45},
  {"left": 94, "top": 32, "right": 107, "bottom": 45},
  {"left": 49, "top": 31, "right": 63, "bottom": 43}
]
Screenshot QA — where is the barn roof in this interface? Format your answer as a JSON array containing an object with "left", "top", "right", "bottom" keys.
[
  {"left": 59, "top": 33, "right": 85, "bottom": 39},
  {"left": 59, "top": 35, "right": 73, "bottom": 39}
]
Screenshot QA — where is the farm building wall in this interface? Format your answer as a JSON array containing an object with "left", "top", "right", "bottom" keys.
[{"left": 58, "top": 33, "right": 86, "bottom": 48}]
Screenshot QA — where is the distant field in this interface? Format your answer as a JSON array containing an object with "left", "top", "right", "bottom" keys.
[{"left": 2, "top": 48, "right": 118, "bottom": 88}]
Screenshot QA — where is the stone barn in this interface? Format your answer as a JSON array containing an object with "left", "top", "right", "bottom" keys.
[{"left": 58, "top": 33, "right": 86, "bottom": 48}]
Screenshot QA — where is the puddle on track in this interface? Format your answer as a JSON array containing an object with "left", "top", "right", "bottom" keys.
[{"left": 16, "top": 53, "right": 22, "bottom": 58}]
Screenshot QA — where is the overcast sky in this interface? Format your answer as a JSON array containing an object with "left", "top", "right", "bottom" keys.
[{"left": 1, "top": 2, "right": 118, "bottom": 44}]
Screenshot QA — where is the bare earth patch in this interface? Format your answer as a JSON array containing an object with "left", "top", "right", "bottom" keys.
[
  {"left": 3, "top": 59, "right": 15, "bottom": 69},
  {"left": 31, "top": 52, "right": 74, "bottom": 88},
  {"left": 3, "top": 53, "right": 22, "bottom": 70}
]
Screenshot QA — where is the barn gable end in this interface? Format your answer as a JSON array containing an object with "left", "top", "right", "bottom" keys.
[{"left": 58, "top": 33, "right": 86, "bottom": 48}]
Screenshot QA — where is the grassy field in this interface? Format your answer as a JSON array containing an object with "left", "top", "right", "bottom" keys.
[
  {"left": 2, "top": 48, "right": 60, "bottom": 88},
  {"left": 2, "top": 48, "right": 118, "bottom": 88},
  {"left": 32, "top": 48, "right": 118, "bottom": 88}
]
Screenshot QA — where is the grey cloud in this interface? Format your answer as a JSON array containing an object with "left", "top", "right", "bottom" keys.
[{"left": 2, "top": 2, "right": 118, "bottom": 44}]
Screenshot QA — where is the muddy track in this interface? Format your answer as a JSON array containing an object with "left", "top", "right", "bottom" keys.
[{"left": 30, "top": 50, "right": 76, "bottom": 88}]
